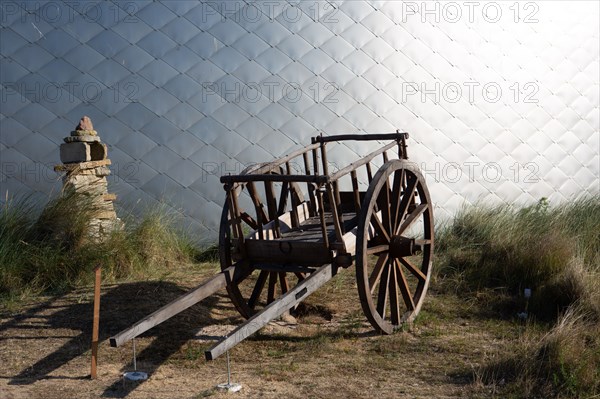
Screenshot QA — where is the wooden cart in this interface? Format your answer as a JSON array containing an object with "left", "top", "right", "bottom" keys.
[{"left": 110, "top": 131, "right": 434, "bottom": 361}]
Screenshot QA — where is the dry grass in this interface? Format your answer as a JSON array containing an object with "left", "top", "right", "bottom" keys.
[
  {"left": 436, "top": 195, "right": 600, "bottom": 397},
  {"left": 0, "top": 192, "right": 200, "bottom": 304},
  {"left": 2, "top": 195, "right": 598, "bottom": 397}
]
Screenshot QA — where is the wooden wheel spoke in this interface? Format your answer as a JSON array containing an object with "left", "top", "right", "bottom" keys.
[
  {"left": 379, "top": 177, "right": 392, "bottom": 233},
  {"left": 240, "top": 212, "right": 258, "bottom": 230},
  {"left": 398, "top": 257, "right": 427, "bottom": 281},
  {"left": 376, "top": 263, "right": 391, "bottom": 318},
  {"left": 366, "top": 244, "right": 389, "bottom": 255},
  {"left": 389, "top": 262, "right": 401, "bottom": 325},
  {"left": 394, "top": 260, "right": 415, "bottom": 310},
  {"left": 278, "top": 272, "right": 289, "bottom": 294},
  {"left": 247, "top": 182, "right": 268, "bottom": 224},
  {"left": 267, "top": 272, "right": 277, "bottom": 304},
  {"left": 277, "top": 182, "right": 289, "bottom": 215},
  {"left": 396, "top": 203, "right": 428, "bottom": 235},
  {"left": 248, "top": 270, "right": 268, "bottom": 309},
  {"left": 397, "top": 175, "right": 417, "bottom": 226},
  {"left": 390, "top": 169, "right": 404, "bottom": 233},
  {"left": 370, "top": 213, "right": 390, "bottom": 243},
  {"left": 369, "top": 253, "right": 389, "bottom": 293}
]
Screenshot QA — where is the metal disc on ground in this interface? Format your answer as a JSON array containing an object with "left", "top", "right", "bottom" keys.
[
  {"left": 123, "top": 371, "right": 148, "bottom": 381},
  {"left": 217, "top": 382, "right": 242, "bottom": 392}
]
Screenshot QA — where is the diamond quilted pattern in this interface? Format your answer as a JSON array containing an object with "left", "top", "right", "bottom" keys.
[
  {"left": 137, "top": 31, "right": 177, "bottom": 59},
  {"left": 37, "top": 58, "right": 81, "bottom": 83},
  {"left": 212, "top": 103, "right": 250, "bottom": 130},
  {"left": 339, "top": 23, "right": 376, "bottom": 49},
  {"left": 114, "top": 103, "right": 155, "bottom": 130},
  {"left": 12, "top": 103, "right": 55, "bottom": 131},
  {"left": 278, "top": 62, "right": 314, "bottom": 87},
  {"left": 11, "top": 44, "right": 54, "bottom": 71},
  {"left": 111, "top": 19, "right": 153, "bottom": 44},
  {"left": 138, "top": 60, "right": 179, "bottom": 87},
  {"left": 1, "top": 57, "right": 30, "bottom": 83},
  {"left": 116, "top": 130, "right": 157, "bottom": 160},
  {"left": 297, "top": 22, "right": 334, "bottom": 48},
  {"left": 231, "top": 33, "right": 270, "bottom": 60},
  {"left": 0, "top": 118, "right": 30, "bottom": 147},
  {"left": 136, "top": 2, "right": 177, "bottom": 29},
  {"left": 274, "top": 6, "right": 314, "bottom": 34},
  {"left": 164, "top": 102, "right": 204, "bottom": 131},
  {"left": 163, "top": 74, "right": 203, "bottom": 102},
  {"left": 256, "top": 103, "right": 294, "bottom": 130},
  {"left": 162, "top": 17, "right": 198, "bottom": 45},
  {"left": 299, "top": 48, "right": 335, "bottom": 75},
  {"left": 208, "top": 19, "right": 248, "bottom": 46},
  {"left": 0, "top": 0, "right": 597, "bottom": 243},
  {"left": 63, "top": 45, "right": 105, "bottom": 74},
  {"left": 141, "top": 88, "right": 180, "bottom": 116},
  {"left": 321, "top": 36, "right": 356, "bottom": 61},
  {"left": 89, "top": 58, "right": 131, "bottom": 87},
  {"left": 187, "top": 116, "right": 228, "bottom": 144},
  {"left": 141, "top": 145, "right": 183, "bottom": 174},
  {"left": 37, "top": 29, "right": 79, "bottom": 57},
  {"left": 141, "top": 116, "right": 182, "bottom": 147},
  {"left": 231, "top": 61, "right": 271, "bottom": 85},
  {"left": 166, "top": 132, "right": 205, "bottom": 159},
  {"left": 277, "top": 89, "right": 315, "bottom": 116},
  {"left": 257, "top": 130, "right": 297, "bottom": 156},
  {"left": 253, "top": 20, "right": 291, "bottom": 47},
  {"left": 211, "top": 47, "right": 249, "bottom": 74},
  {"left": 87, "top": 30, "right": 130, "bottom": 58},
  {"left": 254, "top": 47, "right": 291, "bottom": 74},
  {"left": 277, "top": 35, "right": 314, "bottom": 60},
  {"left": 167, "top": 159, "right": 205, "bottom": 188},
  {"left": 9, "top": 13, "right": 53, "bottom": 43}
]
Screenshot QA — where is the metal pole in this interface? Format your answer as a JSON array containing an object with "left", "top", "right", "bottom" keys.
[
  {"left": 133, "top": 339, "right": 137, "bottom": 371},
  {"left": 90, "top": 266, "right": 101, "bottom": 379},
  {"left": 226, "top": 350, "right": 231, "bottom": 385}
]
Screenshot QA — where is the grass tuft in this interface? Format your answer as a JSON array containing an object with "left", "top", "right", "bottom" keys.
[
  {"left": 436, "top": 195, "right": 600, "bottom": 397},
  {"left": 436, "top": 195, "right": 600, "bottom": 320},
  {"left": 0, "top": 193, "right": 201, "bottom": 302}
]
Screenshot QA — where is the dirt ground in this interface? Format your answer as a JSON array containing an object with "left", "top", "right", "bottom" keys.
[{"left": 0, "top": 265, "right": 518, "bottom": 399}]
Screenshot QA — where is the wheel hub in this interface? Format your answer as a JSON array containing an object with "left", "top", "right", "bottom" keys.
[{"left": 388, "top": 235, "right": 415, "bottom": 258}]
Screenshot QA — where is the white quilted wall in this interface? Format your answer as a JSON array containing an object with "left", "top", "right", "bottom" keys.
[{"left": 1, "top": 1, "right": 598, "bottom": 244}]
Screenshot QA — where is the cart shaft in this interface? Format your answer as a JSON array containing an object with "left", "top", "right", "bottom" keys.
[
  {"left": 109, "top": 264, "right": 248, "bottom": 348},
  {"left": 205, "top": 262, "right": 337, "bottom": 360}
]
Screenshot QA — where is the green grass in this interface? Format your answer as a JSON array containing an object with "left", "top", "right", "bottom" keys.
[
  {"left": 435, "top": 195, "right": 600, "bottom": 397},
  {"left": 0, "top": 192, "right": 201, "bottom": 304}
]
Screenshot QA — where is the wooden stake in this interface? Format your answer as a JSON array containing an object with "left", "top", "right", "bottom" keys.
[{"left": 91, "top": 266, "right": 101, "bottom": 379}]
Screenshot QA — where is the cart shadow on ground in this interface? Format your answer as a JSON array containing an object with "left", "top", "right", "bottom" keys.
[{"left": 0, "top": 281, "right": 235, "bottom": 398}]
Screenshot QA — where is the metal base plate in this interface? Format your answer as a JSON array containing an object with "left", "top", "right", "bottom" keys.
[
  {"left": 217, "top": 383, "right": 242, "bottom": 392},
  {"left": 123, "top": 371, "right": 148, "bottom": 381}
]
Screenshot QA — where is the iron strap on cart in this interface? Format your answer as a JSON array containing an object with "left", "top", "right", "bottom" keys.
[{"left": 110, "top": 131, "right": 434, "bottom": 360}]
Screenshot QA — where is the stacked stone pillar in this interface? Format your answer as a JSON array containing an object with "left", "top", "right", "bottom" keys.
[{"left": 55, "top": 116, "right": 120, "bottom": 237}]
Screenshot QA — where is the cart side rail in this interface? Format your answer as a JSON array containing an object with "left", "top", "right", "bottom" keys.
[
  {"left": 310, "top": 132, "right": 408, "bottom": 144},
  {"left": 220, "top": 138, "right": 403, "bottom": 185}
]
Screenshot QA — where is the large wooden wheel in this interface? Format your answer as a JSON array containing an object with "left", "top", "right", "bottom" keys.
[
  {"left": 356, "top": 160, "right": 434, "bottom": 334},
  {"left": 219, "top": 165, "right": 307, "bottom": 319}
]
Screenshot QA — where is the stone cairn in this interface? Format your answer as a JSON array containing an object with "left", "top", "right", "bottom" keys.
[{"left": 54, "top": 116, "right": 120, "bottom": 238}]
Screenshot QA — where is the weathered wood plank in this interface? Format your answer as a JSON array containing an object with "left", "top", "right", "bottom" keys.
[
  {"left": 244, "top": 240, "right": 331, "bottom": 265},
  {"left": 109, "top": 265, "right": 245, "bottom": 348},
  {"left": 205, "top": 263, "right": 336, "bottom": 360}
]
